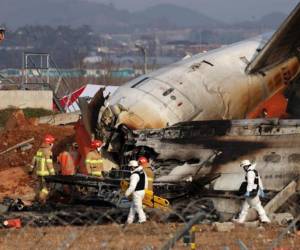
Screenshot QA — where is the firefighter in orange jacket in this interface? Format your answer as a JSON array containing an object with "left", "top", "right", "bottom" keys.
[
  {"left": 138, "top": 156, "right": 154, "bottom": 192},
  {"left": 57, "top": 143, "right": 80, "bottom": 176},
  {"left": 30, "top": 134, "right": 56, "bottom": 203},
  {"left": 85, "top": 140, "right": 103, "bottom": 177}
]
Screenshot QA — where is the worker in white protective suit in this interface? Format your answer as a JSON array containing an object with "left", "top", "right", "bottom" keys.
[
  {"left": 125, "top": 160, "right": 148, "bottom": 224},
  {"left": 234, "top": 159, "right": 271, "bottom": 223}
]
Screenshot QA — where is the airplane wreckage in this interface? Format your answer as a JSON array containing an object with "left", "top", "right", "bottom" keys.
[
  {"left": 66, "top": 3, "right": 300, "bottom": 218},
  {"left": 6, "top": 3, "right": 300, "bottom": 224},
  {"left": 69, "top": 3, "right": 300, "bottom": 218}
]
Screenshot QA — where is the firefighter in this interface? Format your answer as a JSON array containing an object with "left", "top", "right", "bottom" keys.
[
  {"left": 85, "top": 140, "right": 103, "bottom": 177},
  {"left": 125, "top": 160, "right": 148, "bottom": 224},
  {"left": 30, "top": 134, "right": 55, "bottom": 203},
  {"left": 57, "top": 143, "right": 79, "bottom": 176},
  {"left": 234, "top": 159, "right": 271, "bottom": 223},
  {"left": 138, "top": 156, "right": 154, "bottom": 192}
]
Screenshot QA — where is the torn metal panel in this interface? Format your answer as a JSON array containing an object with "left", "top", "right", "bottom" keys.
[
  {"left": 78, "top": 97, "right": 92, "bottom": 137},
  {"left": 89, "top": 87, "right": 107, "bottom": 134},
  {"left": 130, "top": 119, "right": 300, "bottom": 191},
  {"left": 246, "top": 3, "right": 300, "bottom": 73},
  {"left": 0, "top": 138, "right": 34, "bottom": 155},
  {"left": 264, "top": 180, "right": 297, "bottom": 214}
]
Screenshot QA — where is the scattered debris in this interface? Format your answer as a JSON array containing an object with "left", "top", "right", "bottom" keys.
[
  {"left": 269, "top": 215, "right": 300, "bottom": 249},
  {"left": 3, "top": 218, "right": 21, "bottom": 229},
  {"left": 243, "top": 221, "right": 260, "bottom": 228},
  {"left": 264, "top": 181, "right": 297, "bottom": 214},
  {"left": 20, "top": 143, "right": 33, "bottom": 152},
  {"left": 0, "top": 203, "right": 9, "bottom": 214},
  {"left": 213, "top": 222, "right": 235, "bottom": 232},
  {"left": 0, "top": 138, "right": 34, "bottom": 155},
  {"left": 38, "top": 111, "right": 80, "bottom": 126},
  {"left": 270, "top": 213, "right": 294, "bottom": 226}
]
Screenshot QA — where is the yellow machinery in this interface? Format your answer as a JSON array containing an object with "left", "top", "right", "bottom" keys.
[{"left": 120, "top": 180, "right": 170, "bottom": 210}]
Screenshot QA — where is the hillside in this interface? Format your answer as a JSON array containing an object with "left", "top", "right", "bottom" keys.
[
  {"left": 233, "top": 12, "right": 286, "bottom": 29},
  {"left": 135, "top": 4, "right": 224, "bottom": 28},
  {"left": 0, "top": 0, "right": 224, "bottom": 31}
]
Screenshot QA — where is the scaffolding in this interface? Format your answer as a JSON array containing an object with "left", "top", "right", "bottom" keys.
[{"left": 22, "top": 52, "right": 79, "bottom": 112}]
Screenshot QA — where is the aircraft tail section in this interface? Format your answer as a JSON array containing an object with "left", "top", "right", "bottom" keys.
[{"left": 246, "top": 3, "right": 300, "bottom": 74}]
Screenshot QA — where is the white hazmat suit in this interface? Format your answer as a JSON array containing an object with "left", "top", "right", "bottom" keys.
[
  {"left": 236, "top": 162, "right": 270, "bottom": 223},
  {"left": 125, "top": 165, "right": 148, "bottom": 224}
]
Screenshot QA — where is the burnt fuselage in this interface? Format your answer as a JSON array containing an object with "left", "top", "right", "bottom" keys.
[{"left": 130, "top": 119, "right": 300, "bottom": 192}]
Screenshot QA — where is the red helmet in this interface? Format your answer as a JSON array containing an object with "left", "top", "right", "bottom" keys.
[
  {"left": 44, "top": 134, "right": 55, "bottom": 144},
  {"left": 90, "top": 140, "right": 102, "bottom": 149},
  {"left": 138, "top": 156, "right": 148, "bottom": 164}
]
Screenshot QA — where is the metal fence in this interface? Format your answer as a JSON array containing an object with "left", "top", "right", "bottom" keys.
[{"left": 0, "top": 193, "right": 299, "bottom": 250}]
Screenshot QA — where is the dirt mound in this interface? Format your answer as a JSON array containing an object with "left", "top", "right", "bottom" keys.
[
  {"left": 0, "top": 167, "right": 35, "bottom": 200},
  {"left": 0, "top": 124, "right": 75, "bottom": 171},
  {"left": 4, "top": 110, "right": 38, "bottom": 130},
  {"left": 0, "top": 111, "right": 75, "bottom": 199}
]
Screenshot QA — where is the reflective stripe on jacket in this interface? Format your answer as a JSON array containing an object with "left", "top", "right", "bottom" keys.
[
  {"left": 58, "top": 151, "right": 76, "bottom": 175},
  {"left": 34, "top": 150, "right": 54, "bottom": 176},
  {"left": 144, "top": 166, "right": 154, "bottom": 191},
  {"left": 85, "top": 151, "right": 103, "bottom": 176}
]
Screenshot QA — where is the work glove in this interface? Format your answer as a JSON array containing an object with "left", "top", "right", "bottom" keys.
[
  {"left": 259, "top": 189, "right": 266, "bottom": 198},
  {"left": 244, "top": 191, "right": 250, "bottom": 198}
]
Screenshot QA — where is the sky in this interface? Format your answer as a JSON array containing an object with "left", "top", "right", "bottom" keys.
[{"left": 88, "top": 0, "right": 299, "bottom": 22}]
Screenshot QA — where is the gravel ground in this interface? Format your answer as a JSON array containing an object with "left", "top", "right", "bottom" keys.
[{"left": 0, "top": 223, "right": 299, "bottom": 250}]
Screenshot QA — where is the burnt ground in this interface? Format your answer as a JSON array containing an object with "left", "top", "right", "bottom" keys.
[{"left": 0, "top": 115, "right": 299, "bottom": 249}]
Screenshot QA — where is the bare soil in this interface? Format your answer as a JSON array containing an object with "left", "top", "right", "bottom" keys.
[
  {"left": 0, "top": 223, "right": 299, "bottom": 250},
  {"left": 0, "top": 120, "right": 75, "bottom": 200}
]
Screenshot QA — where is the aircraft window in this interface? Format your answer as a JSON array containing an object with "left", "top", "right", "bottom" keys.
[
  {"left": 163, "top": 88, "right": 174, "bottom": 96},
  {"left": 288, "top": 153, "right": 300, "bottom": 163},
  {"left": 131, "top": 77, "right": 149, "bottom": 88},
  {"left": 263, "top": 153, "right": 281, "bottom": 163}
]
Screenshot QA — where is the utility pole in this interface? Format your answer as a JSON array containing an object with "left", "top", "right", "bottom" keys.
[{"left": 135, "top": 43, "right": 147, "bottom": 74}]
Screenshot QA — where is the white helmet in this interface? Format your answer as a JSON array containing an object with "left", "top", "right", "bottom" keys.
[
  {"left": 128, "top": 160, "right": 139, "bottom": 168},
  {"left": 240, "top": 159, "right": 252, "bottom": 171}
]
